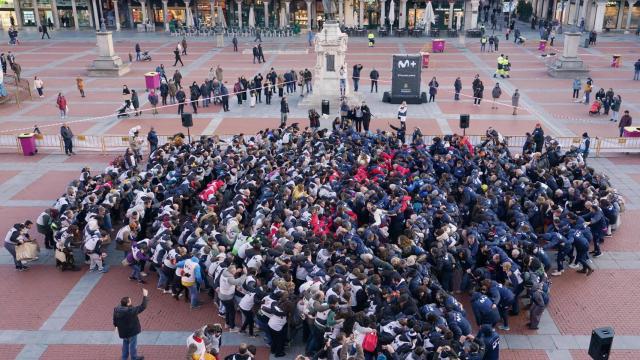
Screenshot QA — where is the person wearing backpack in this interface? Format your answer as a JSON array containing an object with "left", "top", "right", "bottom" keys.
[
  {"left": 177, "top": 251, "right": 205, "bottom": 309},
  {"left": 85, "top": 227, "right": 109, "bottom": 273},
  {"left": 527, "top": 282, "right": 548, "bottom": 330}
]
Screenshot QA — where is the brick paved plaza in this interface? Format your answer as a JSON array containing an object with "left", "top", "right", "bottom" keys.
[{"left": 0, "top": 25, "right": 639, "bottom": 360}]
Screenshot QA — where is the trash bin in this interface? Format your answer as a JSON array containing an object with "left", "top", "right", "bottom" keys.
[
  {"left": 144, "top": 72, "right": 160, "bottom": 91},
  {"left": 538, "top": 39, "right": 547, "bottom": 51},
  {"left": 611, "top": 55, "right": 621, "bottom": 68},
  {"left": 583, "top": 37, "right": 589, "bottom": 48},
  {"left": 321, "top": 100, "right": 329, "bottom": 115},
  {"left": 432, "top": 39, "right": 446, "bottom": 53},
  {"left": 421, "top": 52, "right": 430, "bottom": 68},
  {"left": 18, "top": 133, "right": 37, "bottom": 156}
]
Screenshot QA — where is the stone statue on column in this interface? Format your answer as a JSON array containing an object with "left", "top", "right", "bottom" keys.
[{"left": 322, "top": 0, "right": 337, "bottom": 20}]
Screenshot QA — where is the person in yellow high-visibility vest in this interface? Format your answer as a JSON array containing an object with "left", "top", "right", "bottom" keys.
[
  {"left": 368, "top": 32, "right": 375, "bottom": 47},
  {"left": 494, "top": 54, "right": 504, "bottom": 78}
]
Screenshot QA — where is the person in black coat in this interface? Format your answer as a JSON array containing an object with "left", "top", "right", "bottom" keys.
[
  {"left": 190, "top": 81, "right": 200, "bottom": 114},
  {"left": 113, "top": 288, "right": 148, "bottom": 360},
  {"left": 532, "top": 123, "right": 545, "bottom": 152},
  {"left": 176, "top": 88, "right": 186, "bottom": 115}
]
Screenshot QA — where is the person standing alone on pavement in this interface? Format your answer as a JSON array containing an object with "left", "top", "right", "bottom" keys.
[
  {"left": 370, "top": 67, "right": 379, "bottom": 93},
  {"left": 428, "top": 77, "right": 439, "bottom": 102},
  {"left": 56, "top": 93, "right": 68, "bottom": 118},
  {"left": 114, "top": 288, "right": 148, "bottom": 360},
  {"left": 60, "top": 123, "right": 74, "bottom": 155},
  {"left": 135, "top": 43, "right": 141, "bottom": 61},
  {"left": 352, "top": 63, "right": 363, "bottom": 92},
  {"left": 280, "top": 96, "right": 289, "bottom": 127},
  {"left": 512, "top": 89, "right": 520, "bottom": 115},
  {"left": 634, "top": 59, "right": 640, "bottom": 80},
  {"left": 454, "top": 77, "right": 462, "bottom": 100},
  {"left": 147, "top": 127, "right": 158, "bottom": 154},
  {"left": 232, "top": 35, "right": 238, "bottom": 52},
  {"left": 491, "top": 82, "right": 502, "bottom": 109}
]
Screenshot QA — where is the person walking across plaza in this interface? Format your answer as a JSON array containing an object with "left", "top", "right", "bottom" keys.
[
  {"left": 491, "top": 82, "right": 502, "bottom": 109},
  {"left": 181, "top": 37, "right": 188, "bottom": 55},
  {"left": 60, "top": 123, "right": 74, "bottom": 155},
  {"left": 76, "top": 77, "right": 85, "bottom": 98},
  {"left": 220, "top": 82, "right": 230, "bottom": 111},
  {"left": 114, "top": 288, "right": 148, "bottom": 360},
  {"left": 252, "top": 45, "right": 260, "bottom": 64},
  {"left": 232, "top": 35, "right": 238, "bottom": 52},
  {"left": 56, "top": 93, "right": 67, "bottom": 118},
  {"left": 512, "top": 89, "right": 520, "bottom": 115},
  {"left": 33, "top": 76, "right": 44, "bottom": 98},
  {"left": 619, "top": 110, "right": 632, "bottom": 137},
  {"left": 258, "top": 44, "right": 265, "bottom": 63},
  {"left": 41, "top": 23, "right": 50, "bottom": 39},
  {"left": 634, "top": 58, "right": 640, "bottom": 80},
  {"left": 173, "top": 47, "right": 184, "bottom": 67},
  {"left": 280, "top": 96, "right": 289, "bottom": 127},
  {"left": 370, "top": 67, "right": 379, "bottom": 93}
]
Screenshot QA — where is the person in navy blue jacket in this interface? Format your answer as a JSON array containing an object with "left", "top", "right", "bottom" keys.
[
  {"left": 477, "top": 324, "right": 500, "bottom": 360},
  {"left": 471, "top": 291, "right": 500, "bottom": 327},
  {"left": 482, "top": 279, "right": 515, "bottom": 330},
  {"left": 582, "top": 202, "right": 606, "bottom": 257}
]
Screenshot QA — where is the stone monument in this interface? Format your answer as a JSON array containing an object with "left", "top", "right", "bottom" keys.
[
  {"left": 300, "top": 20, "right": 362, "bottom": 109},
  {"left": 87, "top": 31, "right": 131, "bottom": 77},
  {"left": 547, "top": 32, "right": 589, "bottom": 78}
]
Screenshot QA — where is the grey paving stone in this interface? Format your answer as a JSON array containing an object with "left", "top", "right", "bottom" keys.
[
  {"left": 552, "top": 335, "right": 580, "bottom": 349},
  {"left": 612, "top": 335, "right": 640, "bottom": 350},
  {"left": 592, "top": 259, "right": 621, "bottom": 270},
  {"left": 608, "top": 252, "right": 640, "bottom": 260},
  {"left": 154, "top": 331, "right": 192, "bottom": 345},
  {"left": 528, "top": 335, "right": 557, "bottom": 350},
  {"left": 15, "top": 344, "right": 47, "bottom": 360},
  {"left": 503, "top": 334, "right": 532, "bottom": 349},
  {"left": 574, "top": 335, "right": 592, "bottom": 349},
  {"left": 546, "top": 349, "right": 574, "bottom": 360}
]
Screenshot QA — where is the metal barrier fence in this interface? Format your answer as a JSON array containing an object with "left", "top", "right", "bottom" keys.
[{"left": 3, "top": 133, "right": 640, "bottom": 157}]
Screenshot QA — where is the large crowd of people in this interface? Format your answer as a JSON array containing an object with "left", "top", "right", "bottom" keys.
[{"left": 4, "top": 117, "right": 625, "bottom": 359}]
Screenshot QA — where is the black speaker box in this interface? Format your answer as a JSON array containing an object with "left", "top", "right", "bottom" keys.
[
  {"left": 181, "top": 113, "right": 193, "bottom": 127},
  {"left": 459, "top": 114, "right": 470, "bottom": 129},
  {"left": 588, "top": 327, "right": 614, "bottom": 360}
]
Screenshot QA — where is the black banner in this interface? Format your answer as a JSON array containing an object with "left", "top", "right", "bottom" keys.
[{"left": 391, "top": 54, "right": 422, "bottom": 99}]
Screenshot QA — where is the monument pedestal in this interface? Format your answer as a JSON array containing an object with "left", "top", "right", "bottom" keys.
[
  {"left": 548, "top": 32, "right": 589, "bottom": 78},
  {"left": 299, "top": 20, "right": 363, "bottom": 111},
  {"left": 88, "top": 31, "right": 131, "bottom": 77}
]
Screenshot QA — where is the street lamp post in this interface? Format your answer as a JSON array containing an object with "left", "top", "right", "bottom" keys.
[
  {"left": 558, "top": 0, "right": 565, "bottom": 33},
  {"left": 98, "top": 0, "right": 106, "bottom": 31}
]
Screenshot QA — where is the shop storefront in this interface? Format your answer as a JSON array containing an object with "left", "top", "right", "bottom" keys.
[
  {"left": 0, "top": 0, "right": 17, "bottom": 28},
  {"left": 603, "top": 0, "right": 639, "bottom": 29},
  {"left": 19, "top": 0, "right": 52, "bottom": 26},
  {"left": 56, "top": 0, "right": 91, "bottom": 28},
  {"left": 406, "top": 0, "right": 464, "bottom": 30}
]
